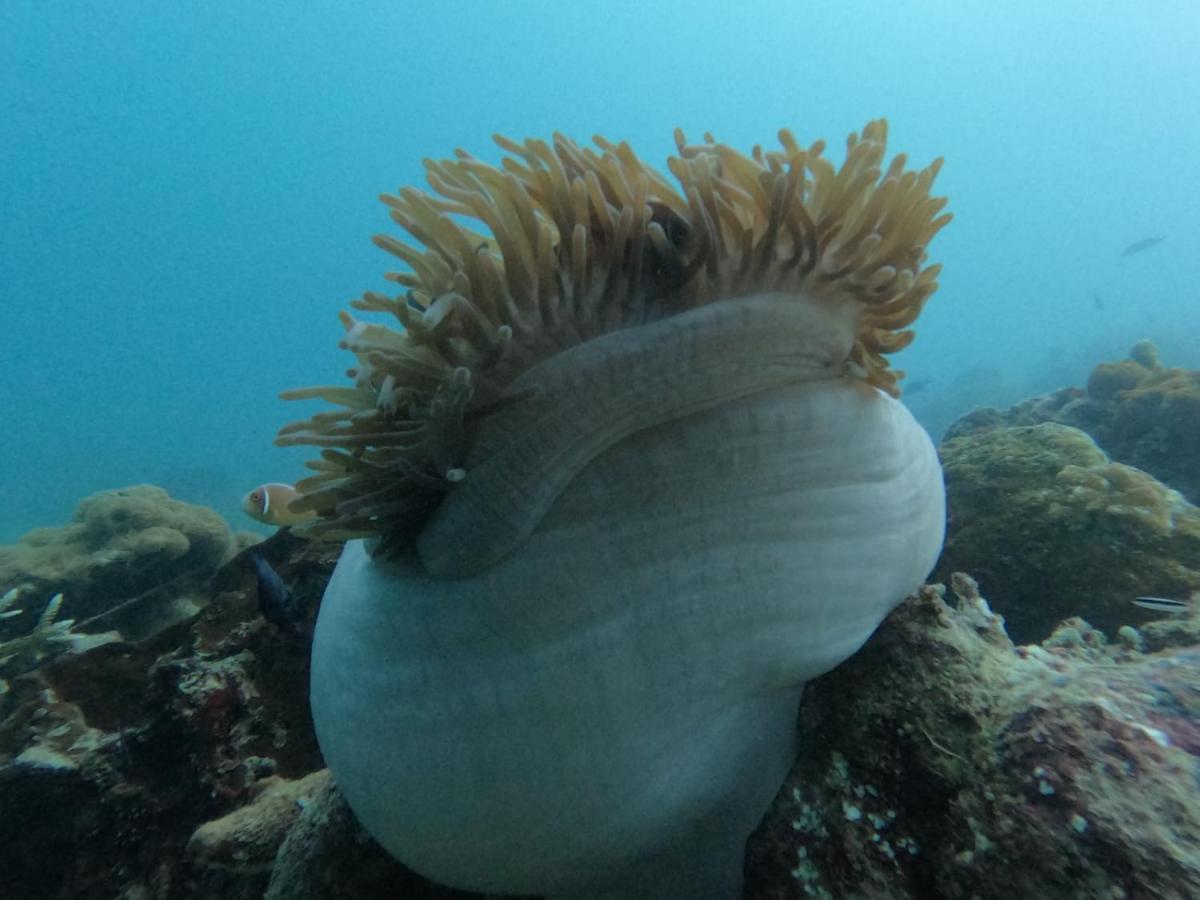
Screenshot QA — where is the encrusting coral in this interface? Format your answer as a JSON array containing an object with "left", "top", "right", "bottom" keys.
[{"left": 277, "top": 121, "right": 949, "bottom": 553}]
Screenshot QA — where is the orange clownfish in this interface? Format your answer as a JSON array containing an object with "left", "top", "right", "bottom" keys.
[{"left": 241, "top": 483, "right": 317, "bottom": 527}]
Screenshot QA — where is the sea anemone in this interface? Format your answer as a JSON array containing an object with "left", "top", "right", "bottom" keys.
[{"left": 283, "top": 121, "right": 949, "bottom": 897}]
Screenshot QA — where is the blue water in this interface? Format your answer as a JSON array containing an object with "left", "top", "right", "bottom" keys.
[{"left": 3, "top": 0, "right": 1197, "bottom": 542}]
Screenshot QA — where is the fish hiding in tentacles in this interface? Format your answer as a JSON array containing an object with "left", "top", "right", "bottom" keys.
[{"left": 241, "top": 483, "right": 317, "bottom": 527}]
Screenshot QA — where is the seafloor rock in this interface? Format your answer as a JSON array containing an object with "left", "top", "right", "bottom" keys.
[
  {"left": 0, "top": 484, "right": 246, "bottom": 644},
  {"left": 935, "top": 421, "right": 1200, "bottom": 644},
  {"left": 187, "top": 770, "right": 331, "bottom": 886},
  {"left": 0, "top": 528, "right": 341, "bottom": 900},
  {"left": 3, "top": 498, "right": 1198, "bottom": 898},
  {"left": 743, "top": 574, "right": 1200, "bottom": 900},
  {"left": 945, "top": 342, "right": 1200, "bottom": 505},
  {"left": 251, "top": 571, "right": 1200, "bottom": 900}
]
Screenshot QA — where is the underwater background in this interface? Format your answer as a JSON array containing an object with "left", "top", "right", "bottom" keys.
[
  {"left": 5, "top": 4, "right": 1200, "bottom": 899},
  {"left": 2, "top": 0, "right": 1197, "bottom": 543}
]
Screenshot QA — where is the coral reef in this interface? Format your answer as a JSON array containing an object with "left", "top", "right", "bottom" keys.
[
  {"left": 0, "top": 588, "right": 118, "bottom": 676},
  {"left": 0, "top": 485, "right": 244, "bottom": 642},
  {"left": 0, "top": 490, "right": 1198, "bottom": 898},
  {"left": 0, "top": 528, "right": 343, "bottom": 900},
  {"left": 946, "top": 342, "right": 1200, "bottom": 504},
  {"left": 935, "top": 421, "right": 1200, "bottom": 644},
  {"left": 743, "top": 575, "right": 1200, "bottom": 900}
]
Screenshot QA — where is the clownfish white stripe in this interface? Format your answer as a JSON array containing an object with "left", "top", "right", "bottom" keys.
[{"left": 241, "top": 482, "right": 318, "bottom": 528}]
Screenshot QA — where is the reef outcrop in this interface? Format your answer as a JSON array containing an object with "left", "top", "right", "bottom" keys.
[
  {"left": 0, "top": 485, "right": 246, "bottom": 651},
  {"left": 934, "top": 421, "right": 1200, "bottom": 643},
  {"left": 1, "top": 497, "right": 1198, "bottom": 898},
  {"left": 2, "top": 417, "right": 1200, "bottom": 900},
  {"left": 744, "top": 574, "right": 1200, "bottom": 900},
  {"left": 946, "top": 341, "right": 1200, "bottom": 505},
  {"left": 0, "top": 528, "right": 347, "bottom": 900}
]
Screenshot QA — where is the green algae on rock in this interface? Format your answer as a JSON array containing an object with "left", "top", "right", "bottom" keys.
[
  {"left": 946, "top": 342, "right": 1200, "bottom": 506},
  {"left": 935, "top": 422, "right": 1200, "bottom": 644},
  {"left": 1089, "top": 359, "right": 1200, "bottom": 504}
]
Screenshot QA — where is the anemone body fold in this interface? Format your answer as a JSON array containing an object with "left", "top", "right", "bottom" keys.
[
  {"left": 294, "top": 122, "right": 951, "bottom": 898},
  {"left": 311, "top": 298, "right": 945, "bottom": 897}
]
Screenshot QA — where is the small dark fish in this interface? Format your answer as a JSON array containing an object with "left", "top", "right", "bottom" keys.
[
  {"left": 1092, "top": 292, "right": 1105, "bottom": 310},
  {"left": 904, "top": 377, "right": 932, "bottom": 396},
  {"left": 252, "top": 553, "right": 302, "bottom": 628},
  {"left": 1121, "top": 236, "right": 1166, "bottom": 257},
  {"left": 1131, "top": 596, "right": 1188, "bottom": 614}
]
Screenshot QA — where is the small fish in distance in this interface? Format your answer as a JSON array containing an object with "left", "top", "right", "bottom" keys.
[
  {"left": 252, "top": 553, "right": 303, "bottom": 628},
  {"left": 1121, "top": 235, "right": 1166, "bottom": 257},
  {"left": 1131, "top": 596, "right": 1188, "bottom": 614}
]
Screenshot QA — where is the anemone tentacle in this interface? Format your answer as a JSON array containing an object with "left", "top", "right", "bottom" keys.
[{"left": 279, "top": 122, "right": 950, "bottom": 549}]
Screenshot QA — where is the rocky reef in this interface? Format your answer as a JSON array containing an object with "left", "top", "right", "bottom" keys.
[
  {"left": 935, "top": 421, "right": 1200, "bottom": 644},
  {"left": 933, "top": 343, "right": 1200, "bottom": 644},
  {"left": 1, "top": 345, "right": 1198, "bottom": 899},
  {"left": 744, "top": 573, "right": 1200, "bottom": 899},
  {"left": 946, "top": 341, "right": 1200, "bottom": 505},
  {"left": 0, "top": 485, "right": 248, "bottom": 657},
  {"left": 4, "top": 518, "right": 1196, "bottom": 899},
  {"left": 0, "top": 523, "right": 472, "bottom": 900}
]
